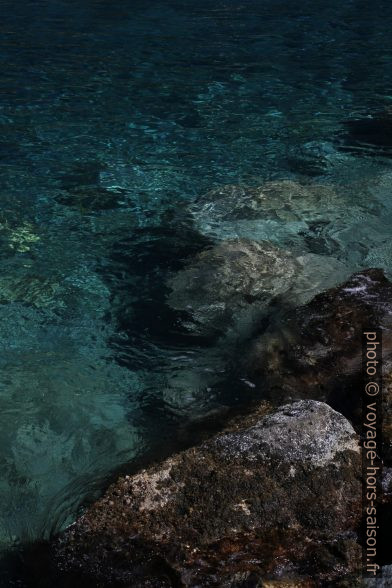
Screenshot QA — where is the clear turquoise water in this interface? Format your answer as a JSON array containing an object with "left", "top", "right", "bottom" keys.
[{"left": 1, "top": 0, "right": 392, "bottom": 565}]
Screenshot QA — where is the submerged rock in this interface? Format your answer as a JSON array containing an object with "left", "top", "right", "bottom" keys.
[
  {"left": 192, "top": 180, "right": 341, "bottom": 224},
  {"left": 166, "top": 237, "right": 351, "bottom": 338},
  {"left": 167, "top": 238, "right": 299, "bottom": 337},
  {"left": 291, "top": 252, "right": 351, "bottom": 305},
  {"left": 189, "top": 180, "right": 345, "bottom": 248},
  {"left": 52, "top": 400, "right": 361, "bottom": 587}
]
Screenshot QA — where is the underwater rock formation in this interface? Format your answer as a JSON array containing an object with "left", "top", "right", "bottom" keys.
[
  {"left": 166, "top": 237, "right": 351, "bottom": 338},
  {"left": 189, "top": 180, "right": 347, "bottom": 250},
  {"left": 289, "top": 252, "right": 350, "bottom": 305},
  {"left": 166, "top": 238, "right": 299, "bottom": 338},
  {"left": 191, "top": 180, "right": 341, "bottom": 224},
  {"left": 51, "top": 400, "right": 362, "bottom": 587}
]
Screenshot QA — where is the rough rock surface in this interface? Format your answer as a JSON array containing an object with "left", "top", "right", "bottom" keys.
[
  {"left": 167, "top": 238, "right": 299, "bottom": 337},
  {"left": 52, "top": 400, "right": 362, "bottom": 587},
  {"left": 244, "top": 268, "right": 392, "bottom": 462}
]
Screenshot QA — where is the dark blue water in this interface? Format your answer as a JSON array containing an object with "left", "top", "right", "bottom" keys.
[{"left": 1, "top": 0, "right": 392, "bottom": 561}]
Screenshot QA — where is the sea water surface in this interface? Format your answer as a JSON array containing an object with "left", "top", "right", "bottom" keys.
[{"left": 1, "top": 0, "right": 392, "bottom": 575}]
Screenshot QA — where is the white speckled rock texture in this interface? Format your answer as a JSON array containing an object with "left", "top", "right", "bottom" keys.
[{"left": 215, "top": 400, "right": 359, "bottom": 467}]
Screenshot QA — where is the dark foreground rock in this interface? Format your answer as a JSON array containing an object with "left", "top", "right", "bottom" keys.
[
  {"left": 244, "top": 268, "right": 392, "bottom": 463},
  {"left": 51, "top": 400, "right": 362, "bottom": 587}
]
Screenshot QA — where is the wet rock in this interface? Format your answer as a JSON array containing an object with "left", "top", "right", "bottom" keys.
[
  {"left": 52, "top": 400, "right": 362, "bottom": 587},
  {"left": 244, "top": 268, "right": 392, "bottom": 462},
  {"left": 167, "top": 238, "right": 299, "bottom": 337}
]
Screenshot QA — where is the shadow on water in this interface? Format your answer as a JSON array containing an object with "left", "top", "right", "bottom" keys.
[
  {"left": 100, "top": 222, "right": 216, "bottom": 360},
  {"left": 0, "top": 219, "right": 279, "bottom": 585},
  {"left": 338, "top": 110, "right": 392, "bottom": 158}
]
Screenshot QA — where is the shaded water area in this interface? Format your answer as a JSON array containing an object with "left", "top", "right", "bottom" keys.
[{"left": 2, "top": 0, "right": 392, "bottom": 582}]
